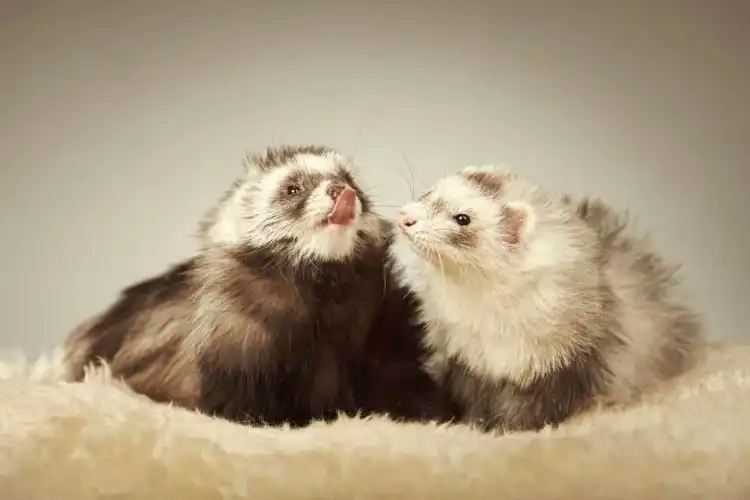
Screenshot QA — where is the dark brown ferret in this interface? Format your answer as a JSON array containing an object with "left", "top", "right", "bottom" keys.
[{"left": 64, "top": 145, "right": 452, "bottom": 427}]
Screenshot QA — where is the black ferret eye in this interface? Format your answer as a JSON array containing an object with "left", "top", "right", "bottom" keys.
[
  {"left": 454, "top": 213, "right": 471, "bottom": 226},
  {"left": 286, "top": 185, "right": 301, "bottom": 195}
]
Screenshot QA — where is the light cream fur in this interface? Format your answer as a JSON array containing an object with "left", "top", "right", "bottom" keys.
[
  {"left": 391, "top": 166, "right": 702, "bottom": 400},
  {"left": 0, "top": 343, "right": 748, "bottom": 499},
  {"left": 392, "top": 166, "right": 600, "bottom": 385}
]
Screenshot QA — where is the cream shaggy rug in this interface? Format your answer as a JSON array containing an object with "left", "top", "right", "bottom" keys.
[{"left": 0, "top": 343, "right": 749, "bottom": 500}]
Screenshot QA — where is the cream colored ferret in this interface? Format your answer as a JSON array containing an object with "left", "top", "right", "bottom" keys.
[{"left": 390, "top": 165, "right": 705, "bottom": 433}]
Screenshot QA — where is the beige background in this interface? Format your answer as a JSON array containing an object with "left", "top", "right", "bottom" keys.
[{"left": 1, "top": 0, "right": 749, "bottom": 355}]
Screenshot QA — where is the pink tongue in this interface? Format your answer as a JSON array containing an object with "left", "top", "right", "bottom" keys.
[{"left": 328, "top": 188, "right": 357, "bottom": 225}]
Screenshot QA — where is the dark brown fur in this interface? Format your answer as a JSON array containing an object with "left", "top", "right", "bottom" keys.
[
  {"left": 64, "top": 260, "right": 200, "bottom": 407},
  {"left": 354, "top": 252, "right": 458, "bottom": 422},
  {"left": 65, "top": 145, "right": 451, "bottom": 428},
  {"left": 194, "top": 233, "right": 453, "bottom": 426},
  {"left": 66, "top": 238, "right": 451, "bottom": 427},
  {"left": 244, "top": 144, "right": 333, "bottom": 171},
  {"left": 191, "top": 231, "right": 382, "bottom": 425}
]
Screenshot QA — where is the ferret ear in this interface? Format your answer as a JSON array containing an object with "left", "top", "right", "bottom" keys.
[{"left": 502, "top": 201, "right": 536, "bottom": 246}]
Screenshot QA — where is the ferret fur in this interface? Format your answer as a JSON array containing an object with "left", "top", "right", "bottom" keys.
[
  {"left": 64, "top": 145, "right": 450, "bottom": 427},
  {"left": 390, "top": 165, "right": 705, "bottom": 433}
]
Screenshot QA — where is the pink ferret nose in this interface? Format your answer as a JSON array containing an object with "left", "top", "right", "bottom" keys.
[
  {"left": 399, "top": 213, "right": 417, "bottom": 228},
  {"left": 326, "top": 183, "right": 348, "bottom": 200}
]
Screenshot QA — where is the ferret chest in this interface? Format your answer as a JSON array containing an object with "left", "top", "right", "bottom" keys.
[
  {"left": 419, "top": 282, "right": 559, "bottom": 384},
  {"left": 304, "top": 268, "right": 383, "bottom": 344},
  {"left": 199, "top": 259, "right": 386, "bottom": 426}
]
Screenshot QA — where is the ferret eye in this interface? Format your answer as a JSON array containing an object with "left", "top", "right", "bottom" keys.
[
  {"left": 454, "top": 214, "right": 471, "bottom": 226},
  {"left": 286, "top": 185, "right": 301, "bottom": 196}
]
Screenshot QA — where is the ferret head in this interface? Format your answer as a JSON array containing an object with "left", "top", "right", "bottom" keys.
[
  {"left": 391, "top": 166, "right": 597, "bottom": 284},
  {"left": 202, "top": 145, "right": 381, "bottom": 261}
]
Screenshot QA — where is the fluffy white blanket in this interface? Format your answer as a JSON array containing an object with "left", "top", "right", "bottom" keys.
[{"left": 0, "top": 343, "right": 749, "bottom": 499}]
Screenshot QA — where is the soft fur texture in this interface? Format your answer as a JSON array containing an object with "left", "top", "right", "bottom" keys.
[
  {"left": 391, "top": 166, "right": 703, "bottom": 432},
  {"left": 62, "top": 145, "right": 448, "bottom": 427},
  {"left": 1, "top": 343, "right": 749, "bottom": 499}
]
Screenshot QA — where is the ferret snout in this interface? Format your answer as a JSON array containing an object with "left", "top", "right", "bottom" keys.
[
  {"left": 326, "top": 182, "right": 353, "bottom": 200},
  {"left": 398, "top": 211, "right": 417, "bottom": 229}
]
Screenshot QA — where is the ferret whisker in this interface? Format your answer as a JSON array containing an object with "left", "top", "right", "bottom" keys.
[
  {"left": 400, "top": 150, "right": 416, "bottom": 201},
  {"left": 371, "top": 203, "right": 402, "bottom": 209},
  {"left": 433, "top": 245, "right": 447, "bottom": 291},
  {"left": 461, "top": 254, "right": 493, "bottom": 285},
  {"left": 439, "top": 247, "right": 480, "bottom": 286},
  {"left": 362, "top": 165, "right": 416, "bottom": 203}
]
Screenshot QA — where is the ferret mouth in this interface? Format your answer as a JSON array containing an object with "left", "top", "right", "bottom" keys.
[
  {"left": 319, "top": 188, "right": 360, "bottom": 228},
  {"left": 397, "top": 231, "right": 441, "bottom": 262},
  {"left": 397, "top": 230, "right": 424, "bottom": 251},
  {"left": 319, "top": 214, "right": 359, "bottom": 228}
]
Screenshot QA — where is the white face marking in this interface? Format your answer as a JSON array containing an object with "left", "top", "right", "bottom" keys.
[
  {"left": 391, "top": 167, "right": 597, "bottom": 385},
  {"left": 293, "top": 177, "right": 364, "bottom": 260},
  {"left": 292, "top": 152, "right": 345, "bottom": 174},
  {"left": 207, "top": 150, "right": 375, "bottom": 261},
  {"left": 207, "top": 182, "right": 251, "bottom": 246},
  {"left": 394, "top": 173, "right": 509, "bottom": 279}
]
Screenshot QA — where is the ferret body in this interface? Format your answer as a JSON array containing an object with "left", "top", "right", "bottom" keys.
[
  {"left": 390, "top": 165, "right": 705, "bottom": 433},
  {"left": 65, "top": 259, "right": 200, "bottom": 406},
  {"left": 64, "top": 145, "right": 449, "bottom": 427}
]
